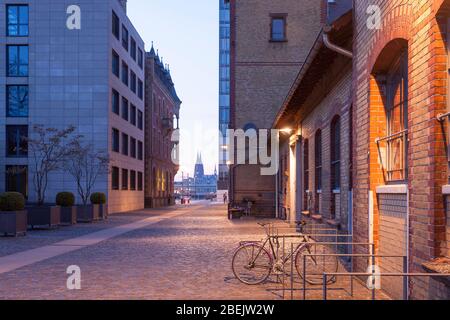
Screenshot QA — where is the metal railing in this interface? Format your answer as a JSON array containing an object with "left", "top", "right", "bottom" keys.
[
  {"left": 240, "top": 219, "right": 449, "bottom": 300},
  {"left": 376, "top": 129, "right": 408, "bottom": 182},
  {"left": 302, "top": 253, "right": 406, "bottom": 300},
  {"left": 322, "top": 272, "right": 450, "bottom": 301}
]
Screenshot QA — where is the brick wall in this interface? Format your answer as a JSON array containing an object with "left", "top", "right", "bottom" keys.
[
  {"left": 299, "top": 68, "right": 352, "bottom": 231},
  {"left": 230, "top": 0, "right": 322, "bottom": 215},
  {"left": 353, "top": 0, "right": 450, "bottom": 299}
]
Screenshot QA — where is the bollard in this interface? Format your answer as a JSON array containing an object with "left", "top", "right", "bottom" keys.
[
  {"left": 323, "top": 274, "right": 328, "bottom": 300},
  {"left": 403, "top": 256, "right": 409, "bottom": 300}
]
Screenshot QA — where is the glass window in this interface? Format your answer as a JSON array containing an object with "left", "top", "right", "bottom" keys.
[
  {"left": 138, "top": 141, "right": 143, "bottom": 160},
  {"left": 331, "top": 117, "right": 341, "bottom": 190},
  {"left": 7, "top": 85, "right": 28, "bottom": 117},
  {"left": 121, "top": 97, "right": 129, "bottom": 121},
  {"left": 315, "top": 130, "right": 322, "bottom": 191},
  {"left": 112, "top": 50, "right": 120, "bottom": 77},
  {"left": 112, "top": 11, "right": 120, "bottom": 39},
  {"left": 138, "top": 49, "right": 144, "bottom": 69},
  {"left": 122, "top": 133, "right": 129, "bottom": 156},
  {"left": 130, "top": 71, "right": 137, "bottom": 93},
  {"left": 7, "top": 5, "right": 29, "bottom": 36},
  {"left": 130, "top": 104, "right": 137, "bottom": 125},
  {"left": 5, "top": 165, "right": 28, "bottom": 198},
  {"left": 122, "top": 61, "right": 129, "bottom": 86},
  {"left": 138, "top": 79, "right": 143, "bottom": 100},
  {"left": 138, "top": 172, "right": 143, "bottom": 191},
  {"left": 7, "top": 45, "right": 28, "bottom": 76},
  {"left": 130, "top": 137, "right": 136, "bottom": 158},
  {"left": 130, "top": 37, "right": 137, "bottom": 61},
  {"left": 112, "top": 167, "right": 119, "bottom": 190},
  {"left": 112, "top": 128, "right": 120, "bottom": 152},
  {"left": 122, "top": 25, "right": 129, "bottom": 51},
  {"left": 138, "top": 110, "right": 143, "bottom": 130},
  {"left": 271, "top": 16, "right": 286, "bottom": 41},
  {"left": 130, "top": 170, "right": 136, "bottom": 190},
  {"left": 385, "top": 52, "right": 408, "bottom": 182},
  {"left": 122, "top": 169, "right": 128, "bottom": 190},
  {"left": 112, "top": 89, "right": 119, "bottom": 115},
  {"left": 6, "top": 125, "right": 28, "bottom": 157}
]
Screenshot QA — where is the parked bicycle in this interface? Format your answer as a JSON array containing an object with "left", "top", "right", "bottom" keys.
[{"left": 232, "top": 221, "right": 338, "bottom": 285}]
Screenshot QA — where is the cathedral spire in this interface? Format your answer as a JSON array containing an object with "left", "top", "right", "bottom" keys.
[{"left": 194, "top": 152, "right": 205, "bottom": 179}]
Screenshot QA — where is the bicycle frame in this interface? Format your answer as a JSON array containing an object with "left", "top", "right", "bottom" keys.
[{"left": 246, "top": 232, "right": 312, "bottom": 267}]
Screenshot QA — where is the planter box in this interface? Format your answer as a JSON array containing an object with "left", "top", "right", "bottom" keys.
[
  {"left": 60, "top": 207, "right": 77, "bottom": 226},
  {"left": 98, "top": 204, "right": 108, "bottom": 220},
  {"left": 77, "top": 205, "right": 100, "bottom": 223},
  {"left": 27, "top": 206, "right": 61, "bottom": 229},
  {"left": 0, "top": 211, "right": 27, "bottom": 237}
]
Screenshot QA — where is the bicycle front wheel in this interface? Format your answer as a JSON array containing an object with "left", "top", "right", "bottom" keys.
[
  {"left": 295, "top": 244, "right": 339, "bottom": 285},
  {"left": 232, "top": 243, "right": 272, "bottom": 285}
]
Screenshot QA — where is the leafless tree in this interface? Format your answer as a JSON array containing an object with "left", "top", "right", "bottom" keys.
[
  {"left": 27, "top": 125, "right": 79, "bottom": 206},
  {"left": 65, "top": 141, "right": 109, "bottom": 205}
]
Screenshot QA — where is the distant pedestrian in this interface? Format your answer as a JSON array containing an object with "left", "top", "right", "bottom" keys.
[{"left": 223, "top": 192, "right": 228, "bottom": 204}]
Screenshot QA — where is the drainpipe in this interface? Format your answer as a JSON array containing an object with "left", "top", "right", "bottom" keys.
[
  {"left": 406, "top": 186, "right": 410, "bottom": 299},
  {"left": 323, "top": 26, "right": 353, "bottom": 59},
  {"left": 275, "top": 169, "right": 279, "bottom": 219}
]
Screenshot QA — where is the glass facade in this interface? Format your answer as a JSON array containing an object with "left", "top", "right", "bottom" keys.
[{"left": 218, "top": 0, "right": 230, "bottom": 189}]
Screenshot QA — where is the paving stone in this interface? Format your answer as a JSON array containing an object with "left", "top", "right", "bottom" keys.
[{"left": 0, "top": 202, "right": 389, "bottom": 300}]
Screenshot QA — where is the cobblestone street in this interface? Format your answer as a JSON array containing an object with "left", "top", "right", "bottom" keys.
[{"left": 0, "top": 202, "right": 383, "bottom": 300}]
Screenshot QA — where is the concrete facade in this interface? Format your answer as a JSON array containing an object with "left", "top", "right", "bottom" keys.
[
  {"left": 229, "top": 0, "right": 322, "bottom": 217},
  {"left": 0, "top": 0, "right": 145, "bottom": 213}
]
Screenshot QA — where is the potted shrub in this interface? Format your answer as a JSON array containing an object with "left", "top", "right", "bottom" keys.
[
  {"left": 64, "top": 141, "right": 109, "bottom": 223},
  {"left": 0, "top": 192, "right": 27, "bottom": 237},
  {"left": 90, "top": 192, "right": 108, "bottom": 220},
  {"left": 56, "top": 192, "right": 77, "bottom": 226},
  {"left": 77, "top": 202, "right": 100, "bottom": 223}
]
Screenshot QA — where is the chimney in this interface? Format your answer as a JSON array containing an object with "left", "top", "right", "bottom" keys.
[{"left": 118, "top": 0, "right": 127, "bottom": 13}]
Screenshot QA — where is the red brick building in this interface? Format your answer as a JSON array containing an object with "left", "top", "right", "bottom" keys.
[
  {"left": 352, "top": 0, "right": 449, "bottom": 299},
  {"left": 274, "top": 0, "right": 449, "bottom": 299},
  {"left": 144, "top": 45, "right": 181, "bottom": 208}
]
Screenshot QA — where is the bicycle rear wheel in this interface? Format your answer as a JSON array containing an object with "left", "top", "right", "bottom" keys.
[
  {"left": 295, "top": 244, "right": 339, "bottom": 285},
  {"left": 232, "top": 243, "right": 272, "bottom": 285}
]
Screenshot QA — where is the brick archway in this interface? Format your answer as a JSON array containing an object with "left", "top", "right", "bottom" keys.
[
  {"left": 366, "top": 7, "right": 411, "bottom": 76},
  {"left": 368, "top": 37, "right": 408, "bottom": 249}
]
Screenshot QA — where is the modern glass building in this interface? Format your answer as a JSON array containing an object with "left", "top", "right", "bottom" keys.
[{"left": 218, "top": 0, "right": 230, "bottom": 191}]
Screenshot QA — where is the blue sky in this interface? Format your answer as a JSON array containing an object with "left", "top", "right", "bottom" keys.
[{"left": 128, "top": 0, "right": 219, "bottom": 179}]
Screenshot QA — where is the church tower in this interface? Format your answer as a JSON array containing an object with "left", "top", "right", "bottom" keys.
[{"left": 194, "top": 152, "right": 205, "bottom": 179}]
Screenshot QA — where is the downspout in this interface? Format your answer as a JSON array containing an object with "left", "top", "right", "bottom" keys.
[
  {"left": 275, "top": 133, "right": 279, "bottom": 218},
  {"left": 406, "top": 186, "right": 410, "bottom": 299},
  {"left": 323, "top": 26, "right": 353, "bottom": 59}
]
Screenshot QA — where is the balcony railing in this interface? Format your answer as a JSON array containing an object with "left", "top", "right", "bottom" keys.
[{"left": 375, "top": 130, "right": 408, "bottom": 182}]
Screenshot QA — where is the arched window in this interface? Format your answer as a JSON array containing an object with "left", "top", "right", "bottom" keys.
[
  {"left": 331, "top": 116, "right": 341, "bottom": 190},
  {"left": 315, "top": 130, "right": 322, "bottom": 191},
  {"left": 385, "top": 51, "right": 408, "bottom": 181},
  {"left": 372, "top": 40, "right": 408, "bottom": 182}
]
